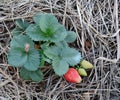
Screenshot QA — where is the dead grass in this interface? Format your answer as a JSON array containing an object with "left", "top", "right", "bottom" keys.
[{"left": 0, "top": 0, "right": 120, "bottom": 100}]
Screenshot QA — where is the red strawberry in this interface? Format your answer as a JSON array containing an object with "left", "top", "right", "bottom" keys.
[{"left": 64, "top": 68, "right": 82, "bottom": 83}]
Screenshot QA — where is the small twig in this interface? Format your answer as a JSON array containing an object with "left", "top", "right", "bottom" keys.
[
  {"left": 62, "top": 0, "right": 67, "bottom": 25},
  {"left": 0, "top": 80, "right": 10, "bottom": 87}
]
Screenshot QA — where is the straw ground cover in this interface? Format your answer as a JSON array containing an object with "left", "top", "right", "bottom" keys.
[{"left": 0, "top": 0, "right": 120, "bottom": 100}]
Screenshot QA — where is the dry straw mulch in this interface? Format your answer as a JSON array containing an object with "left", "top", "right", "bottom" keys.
[{"left": 0, "top": 0, "right": 120, "bottom": 100}]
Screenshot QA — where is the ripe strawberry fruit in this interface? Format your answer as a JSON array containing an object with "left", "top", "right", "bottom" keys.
[{"left": 64, "top": 68, "right": 82, "bottom": 83}]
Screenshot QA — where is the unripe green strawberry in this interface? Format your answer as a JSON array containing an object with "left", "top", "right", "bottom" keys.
[
  {"left": 64, "top": 68, "right": 82, "bottom": 83},
  {"left": 80, "top": 60, "right": 94, "bottom": 69},
  {"left": 78, "top": 68, "right": 87, "bottom": 76}
]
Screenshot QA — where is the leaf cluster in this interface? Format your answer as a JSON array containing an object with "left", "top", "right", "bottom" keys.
[{"left": 8, "top": 13, "right": 82, "bottom": 82}]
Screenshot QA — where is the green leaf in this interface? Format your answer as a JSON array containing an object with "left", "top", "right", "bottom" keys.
[
  {"left": 10, "top": 35, "right": 34, "bottom": 49},
  {"left": 42, "top": 55, "right": 52, "bottom": 64},
  {"left": 23, "top": 49, "right": 40, "bottom": 71},
  {"left": 26, "top": 24, "right": 66, "bottom": 42},
  {"left": 26, "top": 24, "right": 49, "bottom": 41},
  {"left": 61, "top": 47, "right": 81, "bottom": 66},
  {"left": 11, "top": 27, "right": 23, "bottom": 36},
  {"left": 34, "top": 13, "right": 58, "bottom": 34},
  {"left": 11, "top": 19, "right": 30, "bottom": 37},
  {"left": 44, "top": 46, "right": 61, "bottom": 59},
  {"left": 40, "top": 42, "right": 50, "bottom": 50},
  {"left": 51, "top": 24, "right": 67, "bottom": 42},
  {"left": 8, "top": 34, "right": 40, "bottom": 71},
  {"left": 33, "top": 12, "right": 44, "bottom": 25},
  {"left": 20, "top": 67, "right": 31, "bottom": 80},
  {"left": 8, "top": 48, "right": 27, "bottom": 67},
  {"left": 44, "top": 45, "right": 81, "bottom": 67},
  {"left": 20, "top": 68, "right": 43, "bottom": 82},
  {"left": 52, "top": 57, "right": 69, "bottom": 76},
  {"left": 55, "top": 41, "right": 68, "bottom": 48},
  {"left": 44, "top": 45, "right": 81, "bottom": 75},
  {"left": 8, "top": 48, "right": 40, "bottom": 71},
  {"left": 65, "top": 31, "right": 77, "bottom": 43},
  {"left": 29, "top": 70, "right": 43, "bottom": 82},
  {"left": 39, "top": 50, "right": 51, "bottom": 66},
  {"left": 16, "top": 19, "right": 30, "bottom": 30},
  {"left": 40, "top": 57, "right": 45, "bottom": 67},
  {"left": 33, "top": 13, "right": 67, "bottom": 42}
]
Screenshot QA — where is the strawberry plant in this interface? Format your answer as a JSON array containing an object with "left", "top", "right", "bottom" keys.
[{"left": 8, "top": 13, "right": 82, "bottom": 82}]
